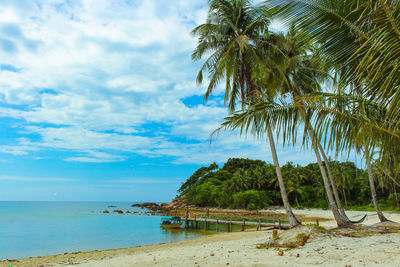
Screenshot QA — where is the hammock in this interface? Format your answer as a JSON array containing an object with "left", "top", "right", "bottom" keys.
[{"left": 350, "top": 214, "right": 367, "bottom": 224}]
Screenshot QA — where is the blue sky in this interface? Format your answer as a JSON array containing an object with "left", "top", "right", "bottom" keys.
[{"left": 0, "top": 0, "right": 358, "bottom": 202}]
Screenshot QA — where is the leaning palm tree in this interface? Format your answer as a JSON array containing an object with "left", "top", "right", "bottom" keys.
[
  {"left": 260, "top": 26, "right": 353, "bottom": 226},
  {"left": 266, "top": 0, "right": 400, "bottom": 160},
  {"left": 192, "top": 0, "right": 301, "bottom": 227},
  {"left": 291, "top": 92, "right": 391, "bottom": 222},
  {"left": 266, "top": 0, "right": 399, "bottom": 224}
]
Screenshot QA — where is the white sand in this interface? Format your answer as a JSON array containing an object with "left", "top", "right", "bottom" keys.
[{"left": 53, "top": 209, "right": 400, "bottom": 267}]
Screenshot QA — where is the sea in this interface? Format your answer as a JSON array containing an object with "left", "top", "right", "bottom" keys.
[{"left": 0, "top": 201, "right": 209, "bottom": 260}]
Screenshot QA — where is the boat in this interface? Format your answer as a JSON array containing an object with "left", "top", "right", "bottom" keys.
[{"left": 160, "top": 216, "right": 183, "bottom": 229}]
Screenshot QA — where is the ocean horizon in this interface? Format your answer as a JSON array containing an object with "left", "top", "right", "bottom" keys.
[{"left": 0, "top": 201, "right": 208, "bottom": 260}]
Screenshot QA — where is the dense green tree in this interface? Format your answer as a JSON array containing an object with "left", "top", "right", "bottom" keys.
[{"left": 179, "top": 158, "right": 397, "bottom": 212}]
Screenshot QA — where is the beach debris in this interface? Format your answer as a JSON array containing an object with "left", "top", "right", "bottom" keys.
[
  {"left": 210, "top": 253, "right": 215, "bottom": 256},
  {"left": 277, "top": 249, "right": 284, "bottom": 256},
  {"left": 226, "top": 263, "right": 230, "bottom": 265},
  {"left": 296, "top": 253, "right": 300, "bottom": 257}
]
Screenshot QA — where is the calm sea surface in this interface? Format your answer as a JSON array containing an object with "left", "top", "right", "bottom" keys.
[{"left": 0, "top": 201, "right": 209, "bottom": 260}]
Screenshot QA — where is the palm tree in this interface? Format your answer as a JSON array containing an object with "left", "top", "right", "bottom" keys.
[
  {"left": 286, "top": 167, "right": 306, "bottom": 207},
  {"left": 364, "top": 148, "right": 388, "bottom": 222},
  {"left": 192, "top": 0, "right": 301, "bottom": 227},
  {"left": 266, "top": 0, "right": 398, "bottom": 224},
  {"left": 282, "top": 26, "right": 353, "bottom": 219},
  {"left": 258, "top": 26, "right": 352, "bottom": 226},
  {"left": 266, "top": 0, "right": 400, "bottom": 164}
]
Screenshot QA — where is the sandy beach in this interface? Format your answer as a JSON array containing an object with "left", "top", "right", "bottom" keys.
[{"left": 2, "top": 209, "right": 400, "bottom": 267}]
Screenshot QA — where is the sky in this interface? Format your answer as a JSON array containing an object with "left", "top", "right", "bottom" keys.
[{"left": 0, "top": 0, "right": 359, "bottom": 202}]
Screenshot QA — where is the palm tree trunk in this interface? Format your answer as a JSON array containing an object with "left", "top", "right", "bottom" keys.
[
  {"left": 365, "top": 150, "right": 388, "bottom": 222},
  {"left": 309, "top": 128, "right": 350, "bottom": 226},
  {"left": 317, "top": 142, "right": 348, "bottom": 217},
  {"left": 302, "top": 111, "right": 348, "bottom": 218},
  {"left": 295, "top": 95, "right": 349, "bottom": 218},
  {"left": 297, "top": 107, "right": 350, "bottom": 226},
  {"left": 266, "top": 125, "right": 301, "bottom": 227},
  {"left": 342, "top": 188, "right": 348, "bottom": 208}
]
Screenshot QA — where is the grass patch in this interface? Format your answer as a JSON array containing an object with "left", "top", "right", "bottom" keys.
[{"left": 296, "top": 233, "right": 310, "bottom": 245}]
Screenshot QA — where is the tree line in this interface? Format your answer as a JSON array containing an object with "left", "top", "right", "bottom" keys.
[
  {"left": 179, "top": 158, "right": 400, "bottom": 211},
  {"left": 191, "top": 0, "right": 400, "bottom": 227}
]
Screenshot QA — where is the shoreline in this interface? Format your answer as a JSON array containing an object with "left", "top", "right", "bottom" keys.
[{"left": 2, "top": 208, "right": 400, "bottom": 266}]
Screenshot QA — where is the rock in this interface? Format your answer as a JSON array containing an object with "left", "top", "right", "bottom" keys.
[
  {"left": 131, "top": 202, "right": 162, "bottom": 212},
  {"left": 210, "top": 253, "right": 215, "bottom": 256},
  {"left": 163, "top": 198, "right": 186, "bottom": 209},
  {"left": 113, "top": 210, "right": 124, "bottom": 214},
  {"left": 103, "top": 210, "right": 110, "bottom": 213},
  {"left": 126, "top": 211, "right": 131, "bottom": 213}
]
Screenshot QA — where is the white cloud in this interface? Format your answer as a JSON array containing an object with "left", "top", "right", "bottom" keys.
[{"left": 0, "top": 0, "right": 319, "bottom": 166}]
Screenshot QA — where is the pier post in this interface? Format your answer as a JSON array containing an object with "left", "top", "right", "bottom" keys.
[
  {"left": 316, "top": 219, "right": 319, "bottom": 226},
  {"left": 242, "top": 218, "right": 246, "bottom": 231},
  {"left": 194, "top": 217, "right": 197, "bottom": 229},
  {"left": 278, "top": 219, "right": 281, "bottom": 230},
  {"left": 272, "top": 230, "right": 278, "bottom": 239},
  {"left": 185, "top": 206, "right": 189, "bottom": 229},
  {"left": 206, "top": 208, "right": 209, "bottom": 218},
  {"left": 205, "top": 218, "right": 208, "bottom": 231},
  {"left": 229, "top": 218, "right": 232, "bottom": 232},
  {"left": 216, "top": 219, "right": 219, "bottom": 232},
  {"left": 257, "top": 217, "right": 260, "bottom": 231}
]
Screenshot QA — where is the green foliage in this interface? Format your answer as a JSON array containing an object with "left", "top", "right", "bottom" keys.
[
  {"left": 180, "top": 158, "right": 398, "bottom": 210},
  {"left": 386, "top": 193, "right": 400, "bottom": 208},
  {"left": 233, "top": 190, "right": 271, "bottom": 210},
  {"left": 178, "top": 163, "right": 218, "bottom": 194},
  {"left": 222, "top": 158, "right": 265, "bottom": 174}
]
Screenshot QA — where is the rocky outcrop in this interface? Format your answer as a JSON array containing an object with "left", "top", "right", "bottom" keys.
[
  {"left": 113, "top": 210, "right": 124, "bottom": 214},
  {"left": 130, "top": 199, "right": 187, "bottom": 213},
  {"left": 162, "top": 198, "right": 186, "bottom": 210},
  {"left": 131, "top": 202, "right": 162, "bottom": 212}
]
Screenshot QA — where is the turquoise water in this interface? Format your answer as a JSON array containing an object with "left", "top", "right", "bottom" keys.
[{"left": 0, "top": 201, "right": 207, "bottom": 260}]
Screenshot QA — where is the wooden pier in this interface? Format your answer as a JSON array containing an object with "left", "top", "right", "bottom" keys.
[{"left": 184, "top": 217, "right": 290, "bottom": 232}]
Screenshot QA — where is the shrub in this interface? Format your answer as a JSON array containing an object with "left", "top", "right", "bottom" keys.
[{"left": 247, "top": 203, "right": 257, "bottom": 210}]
